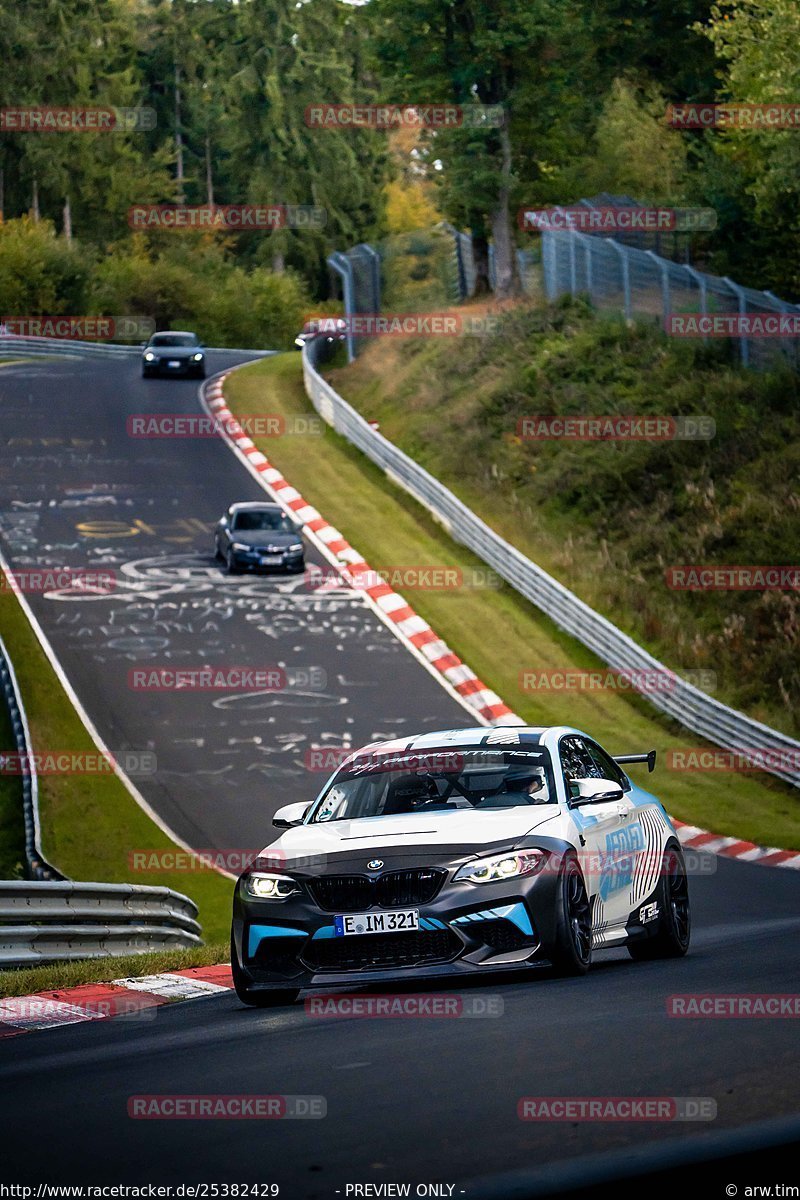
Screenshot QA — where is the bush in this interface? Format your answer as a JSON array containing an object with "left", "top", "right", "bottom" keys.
[{"left": 0, "top": 218, "right": 92, "bottom": 316}]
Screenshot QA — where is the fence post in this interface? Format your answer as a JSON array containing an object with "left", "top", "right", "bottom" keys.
[
  {"left": 361, "top": 243, "right": 382, "bottom": 313},
  {"left": 683, "top": 265, "right": 708, "bottom": 344},
  {"left": 724, "top": 276, "right": 749, "bottom": 368},
  {"left": 764, "top": 290, "right": 795, "bottom": 370},
  {"left": 327, "top": 251, "right": 356, "bottom": 362},
  {"left": 645, "top": 249, "right": 669, "bottom": 330},
  {"left": 568, "top": 230, "right": 577, "bottom": 296},
  {"left": 610, "top": 241, "right": 631, "bottom": 318},
  {"left": 584, "top": 236, "right": 593, "bottom": 298}
]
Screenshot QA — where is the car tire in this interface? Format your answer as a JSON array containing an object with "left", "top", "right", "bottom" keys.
[
  {"left": 289, "top": 559, "right": 306, "bottom": 574},
  {"left": 214, "top": 538, "right": 224, "bottom": 563},
  {"left": 231, "top": 933, "right": 298, "bottom": 1008},
  {"left": 627, "top": 843, "right": 690, "bottom": 960},
  {"left": 549, "top": 851, "right": 592, "bottom": 976},
  {"left": 225, "top": 549, "right": 240, "bottom": 576}
]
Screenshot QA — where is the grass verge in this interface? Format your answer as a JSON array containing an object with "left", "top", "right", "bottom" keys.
[
  {"left": 0, "top": 942, "right": 228, "bottom": 998},
  {"left": 224, "top": 352, "right": 800, "bottom": 849},
  {"left": 0, "top": 587, "right": 233, "bottom": 945}
]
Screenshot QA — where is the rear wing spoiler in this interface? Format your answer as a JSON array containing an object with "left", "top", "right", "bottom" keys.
[{"left": 614, "top": 750, "right": 657, "bottom": 773}]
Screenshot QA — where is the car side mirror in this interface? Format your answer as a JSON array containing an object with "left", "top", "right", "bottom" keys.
[
  {"left": 570, "top": 777, "right": 624, "bottom": 805},
  {"left": 273, "top": 801, "right": 310, "bottom": 828}
]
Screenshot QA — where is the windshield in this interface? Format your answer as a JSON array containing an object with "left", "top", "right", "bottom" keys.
[
  {"left": 150, "top": 334, "right": 197, "bottom": 347},
  {"left": 310, "top": 749, "right": 557, "bottom": 823},
  {"left": 232, "top": 509, "right": 295, "bottom": 532}
]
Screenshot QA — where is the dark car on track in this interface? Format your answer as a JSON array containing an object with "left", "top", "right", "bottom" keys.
[
  {"left": 215, "top": 502, "right": 306, "bottom": 575},
  {"left": 142, "top": 331, "right": 206, "bottom": 379}
]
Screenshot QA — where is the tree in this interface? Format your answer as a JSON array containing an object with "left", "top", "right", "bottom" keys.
[
  {"left": 694, "top": 0, "right": 800, "bottom": 296},
  {"left": 369, "top": 0, "right": 574, "bottom": 298}
]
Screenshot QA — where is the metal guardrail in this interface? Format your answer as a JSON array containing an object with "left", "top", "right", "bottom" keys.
[
  {"left": 0, "top": 635, "right": 63, "bottom": 880},
  {"left": 0, "top": 881, "right": 202, "bottom": 966},
  {"left": 302, "top": 336, "right": 800, "bottom": 788},
  {"left": 0, "top": 336, "right": 275, "bottom": 359}
]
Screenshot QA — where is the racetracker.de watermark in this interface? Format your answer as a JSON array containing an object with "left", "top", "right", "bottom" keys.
[
  {"left": 127, "top": 1095, "right": 326, "bottom": 1120},
  {"left": 666, "top": 748, "right": 800, "bottom": 774},
  {"left": 128, "top": 849, "right": 327, "bottom": 873},
  {"left": 127, "top": 666, "right": 327, "bottom": 692},
  {"left": 126, "top": 413, "right": 323, "bottom": 438},
  {"left": 304, "top": 103, "right": 504, "bottom": 129},
  {"left": 302, "top": 313, "right": 500, "bottom": 338},
  {"left": 519, "top": 668, "right": 716, "bottom": 694},
  {"left": 667, "top": 314, "right": 800, "bottom": 338},
  {"left": 305, "top": 994, "right": 504, "bottom": 1018},
  {"left": 518, "top": 1096, "right": 717, "bottom": 1121},
  {"left": 0, "top": 568, "right": 116, "bottom": 594},
  {"left": 519, "top": 206, "right": 716, "bottom": 232},
  {"left": 0, "top": 106, "right": 155, "bottom": 132},
  {"left": 0, "top": 316, "right": 155, "bottom": 340},
  {"left": 665, "top": 565, "right": 800, "bottom": 590},
  {"left": 517, "top": 415, "right": 715, "bottom": 441},
  {"left": 0, "top": 751, "right": 156, "bottom": 776},
  {"left": 303, "top": 748, "right": 468, "bottom": 774},
  {"left": 0, "top": 993, "right": 160, "bottom": 1027},
  {"left": 668, "top": 994, "right": 800, "bottom": 1018},
  {"left": 349, "top": 566, "right": 501, "bottom": 591},
  {"left": 666, "top": 103, "right": 800, "bottom": 129},
  {"left": 128, "top": 205, "right": 326, "bottom": 230}
]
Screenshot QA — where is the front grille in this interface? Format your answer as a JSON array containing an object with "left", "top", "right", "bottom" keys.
[
  {"left": 309, "top": 869, "right": 446, "bottom": 912},
  {"left": 474, "top": 919, "right": 537, "bottom": 954},
  {"left": 302, "top": 928, "right": 461, "bottom": 972}
]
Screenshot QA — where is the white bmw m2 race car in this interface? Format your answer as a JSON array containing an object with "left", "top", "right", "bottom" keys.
[{"left": 231, "top": 726, "right": 691, "bottom": 1005}]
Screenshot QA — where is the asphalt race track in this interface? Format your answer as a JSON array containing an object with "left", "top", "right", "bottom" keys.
[
  {"left": 1, "top": 350, "right": 799, "bottom": 1194},
  {"left": 0, "top": 350, "right": 470, "bottom": 851},
  {"left": 2, "top": 855, "right": 800, "bottom": 1191}
]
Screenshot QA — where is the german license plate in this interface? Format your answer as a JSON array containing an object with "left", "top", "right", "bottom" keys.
[
  {"left": 260, "top": 554, "right": 282, "bottom": 565},
  {"left": 168, "top": 360, "right": 181, "bottom": 368},
  {"left": 334, "top": 909, "right": 419, "bottom": 937}
]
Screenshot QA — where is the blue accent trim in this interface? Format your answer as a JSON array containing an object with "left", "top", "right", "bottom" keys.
[
  {"left": 420, "top": 917, "right": 446, "bottom": 931},
  {"left": 312, "top": 925, "right": 337, "bottom": 940},
  {"left": 248, "top": 924, "right": 307, "bottom": 957},
  {"left": 451, "top": 902, "right": 534, "bottom": 937}
]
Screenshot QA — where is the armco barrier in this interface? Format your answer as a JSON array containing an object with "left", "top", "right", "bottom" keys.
[
  {"left": 0, "top": 881, "right": 202, "bottom": 966},
  {"left": 301, "top": 335, "right": 800, "bottom": 789},
  {"left": 0, "top": 335, "right": 274, "bottom": 359},
  {"left": 0, "top": 635, "right": 63, "bottom": 881}
]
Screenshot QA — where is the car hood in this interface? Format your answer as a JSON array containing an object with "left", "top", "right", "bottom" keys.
[
  {"left": 229, "top": 530, "right": 298, "bottom": 548},
  {"left": 262, "top": 806, "right": 559, "bottom": 862},
  {"left": 145, "top": 345, "right": 201, "bottom": 359}
]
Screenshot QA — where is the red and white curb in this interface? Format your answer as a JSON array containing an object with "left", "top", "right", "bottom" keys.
[
  {"left": 201, "top": 371, "right": 800, "bottom": 871},
  {"left": 673, "top": 819, "right": 800, "bottom": 870},
  {"left": 0, "top": 965, "right": 234, "bottom": 1039},
  {"left": 203, "top": 373, "right": 520, "bottom": 727}
]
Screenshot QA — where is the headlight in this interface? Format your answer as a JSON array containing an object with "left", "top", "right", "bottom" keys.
[
  {"left": 454, "top": 850, "right": 548, "bottom": 884},
  {"left": 192, "top": 352, "right": 204, "bottom": 361},
  {"left": 244, "top": 872, "right": 300, "bottom": 900},
  {"left": 144, "top": 352, "right": 156, "bottom": 361},
  {"left": 288, "top": 543, "right": 303, "bottom": 553},
  {"left": 231, "top": 542, "right": 249, "bottom": 552}
]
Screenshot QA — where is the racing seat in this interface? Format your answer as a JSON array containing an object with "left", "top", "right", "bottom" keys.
[{"left": 382, "top": 774, "right": 436, "bottom": 815}]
